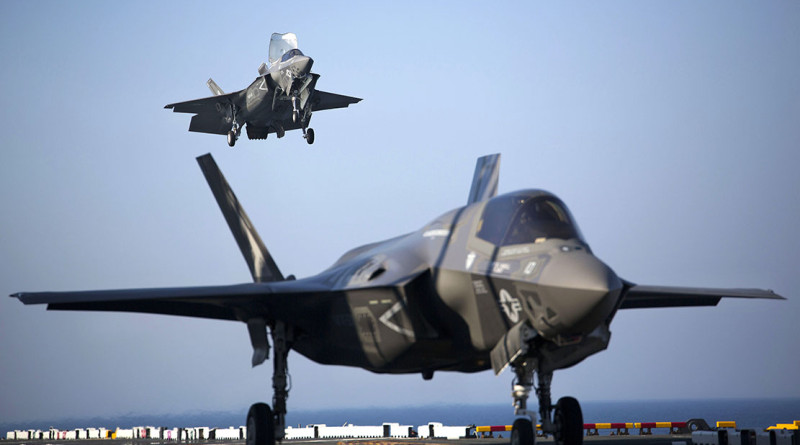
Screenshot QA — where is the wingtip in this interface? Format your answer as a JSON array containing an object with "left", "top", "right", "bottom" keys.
[{"left": 768, "top": 289, "right": 787, "bottom": 300}]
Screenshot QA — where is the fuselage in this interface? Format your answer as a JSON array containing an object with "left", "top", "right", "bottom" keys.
[
  {"left": 234, "top": 50, "right": 314, "bottom": 135},
  {"left": 267, "top": 48, "right": 313, "bottom": 94},
  {"left": 279, "top": 189, "right": 623, "bottom": 376}
]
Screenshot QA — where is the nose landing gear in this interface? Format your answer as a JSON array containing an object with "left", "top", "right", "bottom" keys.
[{"left": 510, "top": 362, "right": 584, "bottom": 445}]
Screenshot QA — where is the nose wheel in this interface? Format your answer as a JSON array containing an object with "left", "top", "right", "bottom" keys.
[
  {"left": 511, "top": 418, "right": 535, "bottom": 445},
  {"left": 510, "top": 363, "right": 584, "bottom": 445}
]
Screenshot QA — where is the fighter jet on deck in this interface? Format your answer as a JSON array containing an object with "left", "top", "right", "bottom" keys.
[
  {"left": 13, "top": 154, "right": 783, "bottom": 445},
  {"left": 165, "top": 33, "right": 361, "bottom": 147}
]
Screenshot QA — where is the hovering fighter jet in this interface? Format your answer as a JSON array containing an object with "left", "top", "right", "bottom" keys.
[
  {"left": 12, "top": 154, "right": 783, "bottom": 445},
  {"left": 165, "top": 33, "right": 361, "bottom": 147}
]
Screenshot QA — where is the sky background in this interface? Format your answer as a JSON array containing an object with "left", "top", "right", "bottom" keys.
[{"left": 1, "top": 0, "right": 799, "bottom": 426}]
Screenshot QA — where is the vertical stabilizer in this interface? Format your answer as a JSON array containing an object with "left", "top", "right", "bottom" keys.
[
  {"left": 206, "top": 78, "right": 225, "bottom": 96},
  {"left": 197, "top": 154, "right": 284, "bottom": 282},
  {"left": 467, "top": 153, "right": 501, "bottom": 205}
]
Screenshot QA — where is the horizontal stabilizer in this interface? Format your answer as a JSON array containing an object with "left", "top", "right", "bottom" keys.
[
  {"left": 313, "top": 90, "right": 362, "bottom": 111},
  {"left": 189, "top": 113, "right": 229, "bottom": 135},
  {"left": 197, "top": 154, "right": 284, "bottom": 283},
  {"left": 467, "top": 154, "right": 501, "bottom": 205},
  {"left": 620, "top": 284, "right": 784, "bottom": 309}
]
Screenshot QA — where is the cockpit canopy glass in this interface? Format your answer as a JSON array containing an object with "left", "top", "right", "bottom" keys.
[
  {"left": 477, "top": 192, "right": 585, "bottom": 246},
  {"left": 268, "top": 32, "right": 299, "bottom": 66},
  {"left": 280, "top": 49, "right": 304, "bottom": 63}
]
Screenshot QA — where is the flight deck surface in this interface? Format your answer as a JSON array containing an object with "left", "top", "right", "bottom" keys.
[{"left": 0, "top": 436, "right": 695, "bottom": 445}]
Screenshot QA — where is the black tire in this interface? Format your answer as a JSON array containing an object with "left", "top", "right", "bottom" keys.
[
  {"left": 511, "top": 418, "right": 535, "bottom": 445},
  {"left": 227, "top": 131, "right": 236, "bottom": 147},
  {"left": 246, "top": 403, "right": 274, "bottom": 445},
  {"left": 554, "top": 397, "right": 583, "bottom": 445},
  {"left": 305, "top": 128, "right": 315, "bottom": 145}
]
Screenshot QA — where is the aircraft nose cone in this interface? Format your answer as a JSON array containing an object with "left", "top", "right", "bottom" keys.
[{"left": 532, "top": 250, "right": 622, "bottom": 338}]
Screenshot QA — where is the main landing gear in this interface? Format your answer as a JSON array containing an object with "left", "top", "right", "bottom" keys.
[
  {"left": 302, "top": 127, "right": 314, "bottom": 145},
  {"left": 246, "top": 321, "right": 292, "bottom": 445},
  {"left": 227, "top": 129, "right": 239, "bottom": 147},
  {"left": 510, "top": 362, "right": 584, "bottom": 445},
  {"left": 227, "top": 104, "right": 241, "bottom": 147},
  {"left": 295, "top": 94, "right": 314, "bottom": 145}
]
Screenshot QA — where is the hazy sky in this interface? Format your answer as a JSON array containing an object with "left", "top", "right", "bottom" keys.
[{"left": 2, "top": 0, "right": 798, "bottom": 426}]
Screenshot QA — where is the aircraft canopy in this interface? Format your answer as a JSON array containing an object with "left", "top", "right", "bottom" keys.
[
  {"left": 269, "top": 32, "right": 299, "bottom": 66},
  {"left": 477, "top": 191, "right": 586, "bottom": 246}
]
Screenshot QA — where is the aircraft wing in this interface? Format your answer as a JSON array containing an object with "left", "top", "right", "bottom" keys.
[
  {"left": 619, "top": 284, "right": 784, "bottom": 309},
  {"left": 10, "top": 277, "right": 338, "bottom": 321},
  {"left": 312, "top": 90, "right": 362, "bottom": 111},
  {"left": 165, "top": 91, "right": 240, "bottom": 114},
  {"left": 165, "top": 91, "right": 242, "bottom": 135},
  {"left": 11, "top": 284, "right": 268, "bottom": 321}
]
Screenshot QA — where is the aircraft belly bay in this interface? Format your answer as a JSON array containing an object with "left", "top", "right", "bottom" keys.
[{"left": 12, "top": 153, "right": 783, "bottom": 445}]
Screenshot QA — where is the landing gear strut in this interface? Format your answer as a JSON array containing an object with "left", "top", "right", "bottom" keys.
[
  {"left": 511, "top": 361, "right": 536, "bottom": 445},
  {"left": 291, "top": 94, "right": 300, "bottom": 124},
  {"left": 511, "top": 362, "right": 583, "bottom": 445},
  {"left": 246, "top": 321, "right": 292, "bottom": 445},
  {"left": 227, "top": 104, "right": 241, "bottom": 147}
]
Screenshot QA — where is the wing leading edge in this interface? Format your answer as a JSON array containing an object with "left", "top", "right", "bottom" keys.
[
  {"left": 12, "top": 283, "right": 270, "bottom": 321},
  {"left": 620, "top": 284, "right": 784, "bottom": 309}
]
